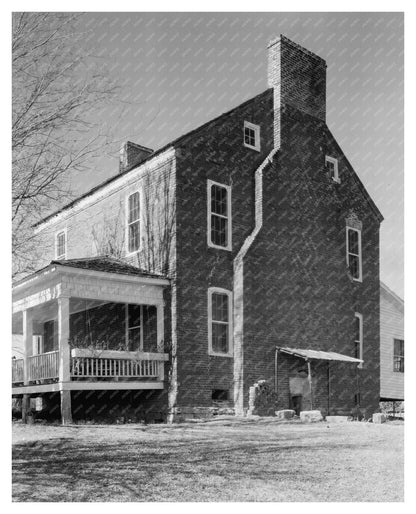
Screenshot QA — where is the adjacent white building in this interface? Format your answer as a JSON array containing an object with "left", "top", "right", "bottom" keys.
[{"left": 380, "top": 282, "right": 404, "bottom": 401}]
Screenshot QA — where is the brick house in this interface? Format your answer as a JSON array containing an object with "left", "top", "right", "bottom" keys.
[{"left": 12, "top": 35, "right": 383, "bottom": 423}]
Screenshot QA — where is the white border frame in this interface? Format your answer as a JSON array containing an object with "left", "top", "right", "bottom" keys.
[
  {"left": 207, "top": 287, "right": 233, "bottom": 358},
  {"left": 346, "top": 226, "right": 362, "bottom": 282},
  {"left": 125, "top": 189, "right": 143, "bottom": 256},
  {"left": 354, "top": 312, "right": 363, "bottom": 368},
  {"left": 243, "top": 121, "right": 261, "bottom": 152},
  {"left": 207, "top": 179, "right": 232, "bottom": 251},
  {"left": 325, "top": 155, "right": 340, "bottom": 183},
  {"left": 54, "top": 227, "right": 67, "bottom": 260}
]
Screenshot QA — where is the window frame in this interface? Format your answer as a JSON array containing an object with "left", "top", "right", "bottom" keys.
[
  {"left": 346, "top": 226, "right": 362, "bottom": 282},
  {"left": 207, "top": 287, "right": 233, "bottom": 357},
  {"left": 354, "top": 312, "right": 363, "bottom": 368},
  {"left": 393, "top": 338, "right": 404, "bottom": 373},
  {"left": 125, "top": 189, "right": 143, "bottom": 256},
  {"left": 325, "top": 155, "right": 340, "bottom": 183},
  {"left": 125, "top": 303, "right": 144, "bottom": 351},
  {"left": 55, "top": 228, "right": 67, "bottom": 260},
  {"left": 207, "top": 180, "right": 232, "bottom": 251},
  {"left": 243, "top": 121, "right": 261, "bottom": 152}
]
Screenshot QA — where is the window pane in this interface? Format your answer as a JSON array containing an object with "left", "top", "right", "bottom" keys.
[
  {"left": 244, "top": 127, "right": 256, "bottom": 147},
  {"left": 354, "top": 316, "right": 361, "bottom": 342},
  {"left": 128, "top": 327, "right": 141, "bottom": 351},
  {"left": 128, "top": 221, "right": 140, "bottom": 252},
  {"left": 212, "top": 293, "right": 229, "bottom": 322},
  {"left": 57, "top": 232, "right": 65, "bottom": 257},
  {"left": 211, "top": 185, "right": 228, "bottom": 216},
  {"left": 211, "top": 215, "right": 227, "bottom": 247},
  {"left": 349, "top": 255, "right": 359, "bottom": 279},
  {"left": 348, "top": 229, "right": 359, "bottom": 255},
  {"left": 354, "top": 342, "right": 360, "bottom": 359},
  {"left": 128, "top": 192, "right": 140, "bottom": 223},
  {"left": 212, "top": 322, "right": 229, "bottom": 353},
  {"left": 326, "top": 160, "right": 335, "bottom": 178},
  {"left": 128, "top": 304, "right": 141, "bottom": 328}
]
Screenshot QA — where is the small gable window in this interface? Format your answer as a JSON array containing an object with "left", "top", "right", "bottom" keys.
[
  {"left": 126, "top": 191, "right": 141, "bottom": 254},
  {"left": 244, "top": 121, "right": 260, "bottom": 151},
  {"left": 55, "top": 230, "right": 67, "bottom": 260},
  {"left": 325, "top": 155, "right": 340, "bottom": 183}
]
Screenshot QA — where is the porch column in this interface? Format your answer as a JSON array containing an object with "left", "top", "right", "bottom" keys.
[
  {"left": 22, "top": 309, "right": 33, "bottom": 423},
  {"left": 58, "top": 296, "right": 72, "bottom": 424},
  {"left": 156, "top": 303, "right": 165, "bottom": 381}
]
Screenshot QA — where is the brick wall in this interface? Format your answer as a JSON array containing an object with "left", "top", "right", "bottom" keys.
[
  {"left": 242, "top": 104, "right": 381, "bottom": 416},
  {"left": 173, "top": 90, "right": 274, "bottom": 409}
]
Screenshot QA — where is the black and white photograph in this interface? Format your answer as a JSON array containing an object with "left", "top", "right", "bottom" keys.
[{"left": 8, "top": 5, "right": 406, "bottom": 504}]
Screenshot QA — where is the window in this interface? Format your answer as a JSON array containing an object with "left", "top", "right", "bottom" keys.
[
  {"left": 207, "top": 180, "right": 231, "bottom": 250},
  {"left": 212, "top": 389, "right": 229, "bottom": 401},
  {"left": 126, "top": 191, "right": 141, "bottom": 254},
  {"left": 243, "top": 121, "right": 260, "bottom": 151},
  {"left": 55, "top": 229, "right": 67, "bottom": 259},
  {"left": 325, "top": 155, "right": 339, "bottom": 183},
  {"left": 127, "top": 304, "right": 142, "bottom": 351},
  {"left": 346, "top": 227, "right": 362, "bottom": 281},
  {"left": 393, "top": 339, "right": 404, "bottom": 373},
  {"left": 208, "top": 288, "right": 232, "bottom": 356},
  {"left": 354, "top": 313, "right": 363, "bottom": 367}
]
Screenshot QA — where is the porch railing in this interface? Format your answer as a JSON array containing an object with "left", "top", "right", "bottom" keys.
[
  {"left": 28, "top": 351, "right": 60, "bottom": 381},
  {"left": 70, "top": 356, "right": 160, "bottom": 379},
  {"left": 12, "top": 359, "right": 24, "bottom": 383}
]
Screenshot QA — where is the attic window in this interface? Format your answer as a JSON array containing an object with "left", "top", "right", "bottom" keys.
[
  {"left": 325, "top": 155, "right": 340, "bottom": 183},
  {"left": 244, "top": 121, "right": 260, "bottom": 151}
]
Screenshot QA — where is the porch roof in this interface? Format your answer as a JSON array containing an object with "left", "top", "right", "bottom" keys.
[
  {"left": 277, "top": 347, "right": 363, "bottom": 364},
  {"left": 12, "top": 257, "right": 169, "bottom": 315}
]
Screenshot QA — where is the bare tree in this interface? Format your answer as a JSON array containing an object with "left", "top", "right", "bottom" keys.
[
  {"left": 91, "top": 205, "right": 126, "bottom": 259},
  {"left": 12, "top": 12, "right": 117, "bottom": 278}
]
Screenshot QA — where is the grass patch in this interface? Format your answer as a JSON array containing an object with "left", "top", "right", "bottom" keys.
[{"left": 12, "top": 419, "right": 403, "bottom": 502}]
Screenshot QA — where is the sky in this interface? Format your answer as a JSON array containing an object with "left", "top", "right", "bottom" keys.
[{"left": 70, "top": 12, "right": 404, "bottom": 297}]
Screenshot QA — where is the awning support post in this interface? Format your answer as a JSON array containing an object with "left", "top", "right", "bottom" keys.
[{"left": 307, "top": 359, "right": 313, "bottom": 410}]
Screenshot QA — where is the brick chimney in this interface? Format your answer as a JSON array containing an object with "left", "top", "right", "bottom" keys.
[
  {"left": 119, "top": 141, "right": 153, "bottom": 173},
  {"left": 267, "top": 35, "right": 327, "bottom": 148}
]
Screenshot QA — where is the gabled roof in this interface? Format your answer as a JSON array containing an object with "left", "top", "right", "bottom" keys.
[
  {"left": 324, "top": 126, "right": 384, "bottom": 223},
  {"left": 34, "top": 89, "right": 272, "bottom": 229},
  {"left": 380, "top": 281, "right": 404, "bottom": 307}
]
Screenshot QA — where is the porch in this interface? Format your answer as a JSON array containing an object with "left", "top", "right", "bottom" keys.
[{"left": 12, "top": 257, "right": 170, "bottom": 424}]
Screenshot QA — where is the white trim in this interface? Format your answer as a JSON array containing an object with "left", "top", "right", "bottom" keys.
[
  {"left": 346, "top": 226, "right": 363, "bottom": 282},
  {"left": 55, "top": 228, "right": 67, "bottom": 260},
  {"left": 354, "top": 312, "right": 363, "bottom": 369},
  {"left": 125, "top": 189, "right": 143, "bottom": 256},
  {"left": 208, "top": 287, "right": 233, "bottom": 357},
  {"left": 243, "top": 121, "right": 261, "bottom": 152},
  {"left": 325, "top": 155, "right": 340, "bottom": 183},
  {"left": 207, "top": 179, "right": 232, "bottom": 251},
  {"left": 34, "top": 148, "right": 175, "bottom": 233}
]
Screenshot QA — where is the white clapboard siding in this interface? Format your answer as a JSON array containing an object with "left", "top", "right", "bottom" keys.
[{"left": 380, "top": 283, "right": 404, "bottom": 400}]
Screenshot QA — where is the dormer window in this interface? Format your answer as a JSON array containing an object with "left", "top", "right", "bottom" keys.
[
  {"left": 244, "top": 121, "right": 260, "bottom": 151},
  {"left": 325, "top": 155, "right": 340, "bottom": 183},
  {"left": 55, "top": 229, "right": 67, "bottom": 260}
]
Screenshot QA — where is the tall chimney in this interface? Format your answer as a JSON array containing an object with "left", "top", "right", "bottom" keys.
[
  {"left": 119, "top": 141, "right": 153, "bottom": 173},
  {"left": 268, "top": 35, "right": 327, "bottom": 148}
]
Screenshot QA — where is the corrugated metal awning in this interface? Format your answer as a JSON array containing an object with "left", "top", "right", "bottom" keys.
[{"left": 277, "top": 347, "right": 363, "bottom": 363}]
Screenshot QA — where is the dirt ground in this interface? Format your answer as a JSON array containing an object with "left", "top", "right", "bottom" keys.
[{"left": 12, "top": 417, "right": 404, "bottom": 502}]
